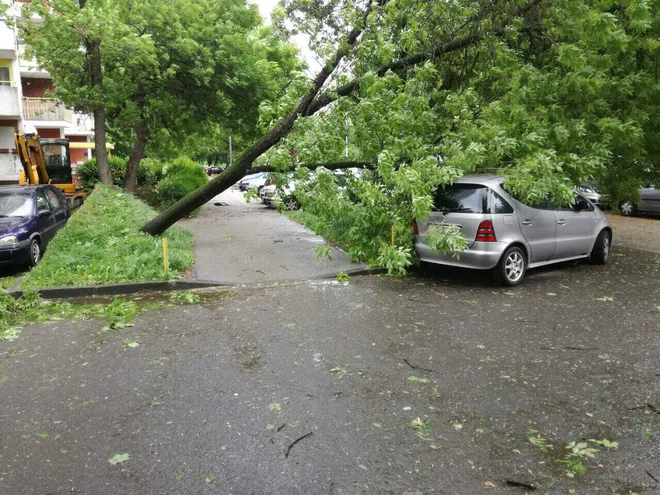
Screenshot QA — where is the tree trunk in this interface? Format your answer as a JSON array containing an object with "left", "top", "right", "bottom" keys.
[
  {"left": 123, "top": 119, "right": 149, "bottom": 193},
  {"left": 80, "top": 0, "right": 112, "bottom": 186}
]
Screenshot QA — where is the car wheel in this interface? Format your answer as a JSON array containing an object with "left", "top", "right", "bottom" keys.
[
  {"left": 619, "top": 201, "right": 636, "bottom": 216},
  {"left": 591, "top": 230, "right": 611, "bottom": 265},
  {"left": 283, "top": 197, "right": 299, "bottom": 211},
  {"left": 28, "top": 238, "right": 41, "bottom": 267},
  {"left": 494, "top": 246, "right": 526, "bottom": 286}
]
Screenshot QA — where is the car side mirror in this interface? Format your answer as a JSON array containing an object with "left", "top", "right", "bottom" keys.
[{"left": 38, "top": 209, "right": 51, "bottom": 218}]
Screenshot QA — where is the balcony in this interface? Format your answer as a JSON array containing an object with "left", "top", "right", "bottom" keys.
[
  {"left": 23, "top": 97, "right": 72, "bottom": 123},
  {"left": 0, "top": 86, "right": 20, "bottom": 118},
  {"left": 0, "top": 19, "right": 17, "bottom": 58}
]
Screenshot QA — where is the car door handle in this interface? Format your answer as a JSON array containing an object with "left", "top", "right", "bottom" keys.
[
  {"left": 557, "top": 219, "right": 566, "bottom": 225},
  {"left": 521, "top": 220, "right": 533, "bottom": 226}
]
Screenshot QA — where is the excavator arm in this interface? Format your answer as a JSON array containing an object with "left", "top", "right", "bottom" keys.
[{"left": 15, "top": 133, "right": 51, "bottom": 185}]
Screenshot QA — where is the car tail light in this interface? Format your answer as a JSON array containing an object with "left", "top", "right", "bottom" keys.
[
  {"left": 475, "top": 220, "right": 496, "bottom": 242},
  {"left": 412, "top": 218, "right": 419, "bottom": 235}
]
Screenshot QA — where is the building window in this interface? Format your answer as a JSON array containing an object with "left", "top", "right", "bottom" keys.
[{"left": 0, "top": 60, "right": 13, "bottom": 87}]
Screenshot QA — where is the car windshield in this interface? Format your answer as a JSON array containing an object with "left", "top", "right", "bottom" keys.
[
  {"left": 433, "top": 184, "right": 488, "bottom": 213},
  {"left": 0, "top": 192, "right": 35, "bottom": 218}
]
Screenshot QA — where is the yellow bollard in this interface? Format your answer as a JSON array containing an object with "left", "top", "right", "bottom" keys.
[
  {"left": 391, "top": 225, "right": 395, "bottom": 246},
  {"left": 162, "top": 237, "right": 169, "bottom": 273}
]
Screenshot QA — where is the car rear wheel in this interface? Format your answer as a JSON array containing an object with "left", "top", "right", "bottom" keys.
[
  {"left": 591, "top": 230, "right": 611, "bottom": 265},
  {"left": 494, "top": 246, "right": 526, "bottom": 286},
  {"left": 28, "top": 238, "right": 41, "bottom": 267},
  {"left": 619, "top": 201, "right": 636, "bottom": 216}
]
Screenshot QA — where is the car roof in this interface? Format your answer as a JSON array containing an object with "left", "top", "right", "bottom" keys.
[
  {"left": 455, "top": 174, "right": 503, "bottom": 186},
  {"left": 0, "top": 185, "right": 44, "bottom": 194}
]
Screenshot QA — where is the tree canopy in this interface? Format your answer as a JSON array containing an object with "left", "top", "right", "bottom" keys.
[{"left": 21, "top": 0, "right": 302, "bottom": 189}]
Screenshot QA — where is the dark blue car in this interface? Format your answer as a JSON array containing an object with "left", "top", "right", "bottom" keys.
[{"left": 0, "top": 185, "right": 71, "bottom": 267}]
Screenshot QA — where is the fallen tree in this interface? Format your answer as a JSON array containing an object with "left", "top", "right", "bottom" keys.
[{"left": 142, "top": 0, "right": 660, "bottom": 239}]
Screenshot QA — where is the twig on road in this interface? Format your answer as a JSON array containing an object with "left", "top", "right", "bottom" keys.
[
  {"left": 646, "top": 470, "right": 659, "bottom": 484},
  {"left": 564, "top": 346, "right": 599, "bottom": 351},
  {"left": 284, "top": 431, "right": 314, "bottom": 458},
  {"left": 505, "top": 480, "right": 536, "bottom": 490},
  {"left": 277, "top": 423, "right": 286, "bottom": 432},
  {"left": 404, "top": 359, "right": 436, "bottom": 373}
]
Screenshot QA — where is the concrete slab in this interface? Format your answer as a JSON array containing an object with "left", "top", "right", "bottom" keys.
[{"left": 184, "top": 189, "right": 365, "bottom": 283}]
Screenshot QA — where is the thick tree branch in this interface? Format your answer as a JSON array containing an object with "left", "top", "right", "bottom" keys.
[{"left": 248, "top": 161, "right": 375, "bottom": 174}]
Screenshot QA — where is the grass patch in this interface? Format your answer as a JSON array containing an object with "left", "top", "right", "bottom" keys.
[
  {"left": 20, "top": 185, "right": 193, "bottom": 289},
  {"left": 0, "top": 289, "right": 218, "bottom": 341}
]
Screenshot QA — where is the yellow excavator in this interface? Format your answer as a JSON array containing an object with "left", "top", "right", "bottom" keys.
[{"left": 15, "top": 132, "right": 87, "bottom": 208}]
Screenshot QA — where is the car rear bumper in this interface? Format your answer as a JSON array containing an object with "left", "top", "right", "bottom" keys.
[
  {"left": 414, "top": 238, "right": 508, "bottom": 270},
  {"left": 0, "top": 240, "right": 31, "bottom": 265}
]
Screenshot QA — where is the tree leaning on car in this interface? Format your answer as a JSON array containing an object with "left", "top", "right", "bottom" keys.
[{"left": 140, "top": 0, "right": 660, "bottom": 240}]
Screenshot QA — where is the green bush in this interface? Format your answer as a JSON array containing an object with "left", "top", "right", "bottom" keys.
[
  {"left": 76, "top": 157, "right": 165, "bottom": 191},
  {"left": 155, "top": 157, "right": 207, "bottom": 208},
  {"left": 20, "top": 185, "right": 194, "bottom": 288},
  {"left": 76, "top": 157, "right": 129, "bottom": 190}
]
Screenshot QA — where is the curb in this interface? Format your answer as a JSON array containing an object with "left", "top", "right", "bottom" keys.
[
  {"left": 321, "top": 266, "right": 387, "bottom": 278},
  {"left": 8, "top": 279, "right": 231, "bottom": 300},
  {"left": 7, "top": 268, "right": 386, "bottom": 300}
]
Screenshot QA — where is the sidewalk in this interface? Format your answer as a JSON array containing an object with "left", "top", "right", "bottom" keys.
[{"left": 184, "top": 189, "right": 365, "bottom": 283}]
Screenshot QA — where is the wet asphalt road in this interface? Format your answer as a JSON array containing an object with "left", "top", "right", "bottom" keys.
[
  {"left": 184, "top": 189, "right": 363, "bottom": 284},
  {"left": 1, "top": 244, "right": 659, "bottom": 494}
]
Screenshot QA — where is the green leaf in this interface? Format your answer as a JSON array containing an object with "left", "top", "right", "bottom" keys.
[{"left": 108, "top": 453, "right": 129, "bottom": 465}]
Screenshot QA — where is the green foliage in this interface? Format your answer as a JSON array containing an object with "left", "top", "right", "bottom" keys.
[
  {"left": 377, "top": 245, "right": 413, "bottom": 277},
  {"left": 155, "top": 157, "right": 208, "bottom": 209},
  {"left": 76, "top": 156, "right": 159, "bottom": 191},
  {"left": 336, "top": 272, "right": 350, "bottom": 283},
  {"left": 424, "top": 225, "right": 467, "bottom": 258},
  {"left": 20, "top": 185, "right": 193, "bottom": 288}
]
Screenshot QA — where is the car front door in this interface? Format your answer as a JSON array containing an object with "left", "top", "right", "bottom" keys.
[
  {"left": 44, "top": 187, "right": 68, "bottom": 229},
  {"left": 36, "top": 189, "right": 57, "bottom": 245},
  {"left": 552, "top": 195, "right": 596, "bottom": 259},
  {"left": 515, "top": 201, "right": 557, "bottom": 263}
]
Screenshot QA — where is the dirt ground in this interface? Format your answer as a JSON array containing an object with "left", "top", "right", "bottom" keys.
[{"left": 607, "top": 212, "right": 660, "bottom": 254}]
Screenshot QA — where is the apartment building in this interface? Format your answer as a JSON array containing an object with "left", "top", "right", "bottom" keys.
[{"left": 0, "top": 0, "right": 93, "bottom": 184}]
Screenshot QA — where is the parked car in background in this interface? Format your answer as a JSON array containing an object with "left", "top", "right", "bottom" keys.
[
  {"left": 261, "top": 182, "right": 299, "bottom": 210},
  {"left": 205, "top": 165, "right": 224, "bottom": 176},
  {"left": 238, "top": 173, "right": 268, "bottom": 192},
  {"left": 576, "top": 184, "right": 602, "bottom": 207},
  {"left": 414, "top": 175, "right": 612, "bottom": 286},
  {"left": 0, "top": 185, "right": 71, "bottom": 267},
  {"left": 619, "top": 185, "right": 660, "bottom": 216}
]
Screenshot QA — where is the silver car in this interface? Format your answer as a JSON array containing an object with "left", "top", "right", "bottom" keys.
[
  {"left": 619, "top": 185, "right": 660, "bottom": 216},
  {"left": 414, "top": 175, "right": 612, "bottom": 286}
]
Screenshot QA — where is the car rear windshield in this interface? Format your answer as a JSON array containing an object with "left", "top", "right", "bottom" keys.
[
  {"left": 0, "top": 192, "right": 34, "bottom": 218},
  {"left": 433, "top": 184, "right": 488, "bottom": 213}
]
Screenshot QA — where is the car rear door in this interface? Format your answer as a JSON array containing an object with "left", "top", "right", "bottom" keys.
[
  {"left": 640, "top": 186, "right": 660, "bottom": 213},
  {"left": 514, "top": 201, "right": 557, "bottom": 263},
  {"left": 552, "top": 195, "right": 596, "bottom": 259}
]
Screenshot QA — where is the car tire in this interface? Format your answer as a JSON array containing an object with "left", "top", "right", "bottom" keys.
[
  {"left": 283, "top": 197, "right": 299, "bottom": 211},
  {"left": 28, "top": 238, "right": 41, "bottom": 267},
  {"left": 590, "top": 230, "right": 611, "bottom": 265},
  {"left": 494, "top": 246, "right": 526, "bottom": 286},
  {"left": 619, "top": 201, "right": 636, "bottom": 216}
]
